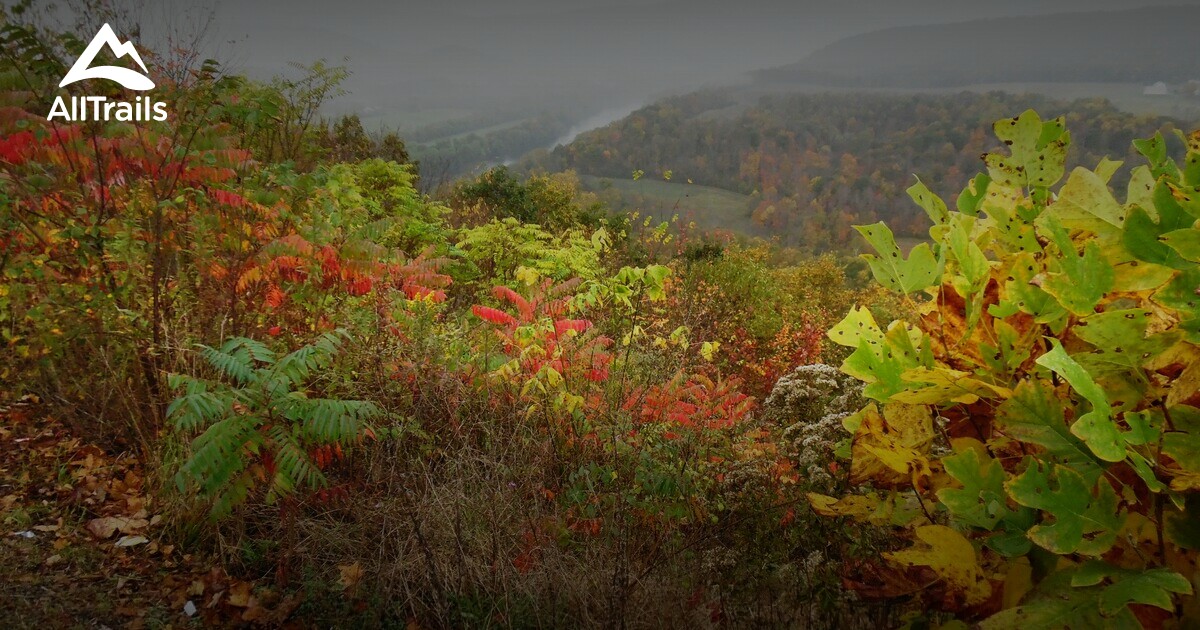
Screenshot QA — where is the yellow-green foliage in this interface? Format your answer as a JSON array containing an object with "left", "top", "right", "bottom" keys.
[{"left": 820, "top": 111, "right": 1200, "bottom": 626}]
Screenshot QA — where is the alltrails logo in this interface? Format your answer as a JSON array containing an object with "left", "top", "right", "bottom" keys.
[{"left": 47, "top": 23, "right": 168, "bottom": 122}]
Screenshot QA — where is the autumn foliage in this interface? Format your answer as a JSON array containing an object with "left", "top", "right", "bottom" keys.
[
  {"left": 12, "top": 11, "right": 1197, "bottom": 629},
  {"left": 814, "top": 111, "right": 1200, "bottom": 626}
]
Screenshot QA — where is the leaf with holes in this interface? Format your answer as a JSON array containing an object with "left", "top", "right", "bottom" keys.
[
  {"left": 938, "top": 444, "right": 1009, "bottom": 531},
  {"left": 1036, "top": 340, "right": 1124, "bottom": 463},
  {"left": 1039, "top": 218, "right": 1114, "bottom": 317},
  {"left": 1004, "top": 459, "right": 1123, "bottom": 556}
]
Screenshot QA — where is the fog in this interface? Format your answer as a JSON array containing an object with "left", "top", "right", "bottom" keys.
[
  {"left": 13, "top": 0, "right": 1200, "bottom": 142},
  {"left": 188, "top": 0, "right": 1198, "bottom": 127}
]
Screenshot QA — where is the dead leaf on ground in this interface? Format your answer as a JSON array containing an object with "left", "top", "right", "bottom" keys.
[
  {"left": 86, "top": 515, "right": 148, "bottom": 539},
  {"left": 228, "top": 581, "right": 253, "bottom": 607},
  {"left": 339, "top": 562, "right": 364, "bottom": 591}
]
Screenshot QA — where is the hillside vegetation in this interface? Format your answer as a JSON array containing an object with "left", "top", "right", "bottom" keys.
[{"left": 528, "top": 90, "right": 1184, "bottom": 250}]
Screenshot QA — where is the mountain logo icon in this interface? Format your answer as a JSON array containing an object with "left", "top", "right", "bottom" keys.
[{"left": 59, "top": 23, "right": 154, "bottom": 91}]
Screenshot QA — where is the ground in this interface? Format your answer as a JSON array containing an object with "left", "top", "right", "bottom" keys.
[{"left": 0, "top": 401, "right": 301, "bottom": 629}]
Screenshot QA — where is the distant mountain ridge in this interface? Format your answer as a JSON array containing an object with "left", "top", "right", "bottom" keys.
[{"left": 755, "top": 5, "right": 1200, "bottom": 88}]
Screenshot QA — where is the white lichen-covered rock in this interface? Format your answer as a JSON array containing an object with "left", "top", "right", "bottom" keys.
[{"left": 763, "top": 364, "right": 863, "bottom": 492}]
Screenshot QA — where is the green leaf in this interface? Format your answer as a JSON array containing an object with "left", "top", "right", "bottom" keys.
[
  {"left": 1160, "top": 227, "right": 1200, "bottom": 263},
  {"left": 1155, "top": 267, "right": 1200, "bottom": 315},
  {"left": 1039, "top": 217, "right": 1114, "bottom": 317},
  {"left": 980, "top": 319, "right": 1033, "bottom": 378},
  {"left": 956, "top": 173, "right": 990, "bottom": 216},
  {"left": 1005, "top": 459, "right": 1123, "bottom": 556},
  {"left": 1134, "top": 132, "right": 1179, "bottom": 180},
  {"left": 830, "top": 307, "right": 932, "bottom": 401},
  {"left": 1123, "top": 182, "right": 1198, "bottom": 270},
  {"left": 986, "top": 110, "right": 1069, "bottom": 196},
  {"left": 1153, "top": 267, "right": 1200, "bottom": 342},
  {"left": 938, "top": 446, "right": 1008, "bottom": 530},
  {"left": 200, "top": 343, "right": 256, "bottom": 384},
  {"left": 172, "top": 330, "right": 373, "bottom": 518},
  {"left": 1050, "top": 167, "right": 1126, "bottom": 235},
  {"left": 1035, "top": 340, "right": 1124, "bottom": 462},
  {"left": 994, "top": 380, "right": 1103, "bottom": 484},
  {"left": 908, "top": 179, "right": 949, "bottom": 226},
  {"left": 1162, "top": 404, "right": 1200, "bottom": 478},
  {"left": 841, "top": 320, "right": 928, "bottom": 401},
  {"left": 981, "top": 568, "right": 1138, "bottom": 629},
  {"left": 988, "top": 252, "right": 1067, "bottom": 325},
  {"left": 987, "top": 507, "right": 1037, "bottom": 558},
  {"left": 946, "top": 214, "right": 990, "bottom": 296},
  {"left": 1072, "top": 561, "right": 1193, "bottom": 614},
  {"left": 988, "top": 202, "right": 1044, "bottom": 256},
  {"left": 855, "top": 222, "right": 941, "bottom": 294},
  {"left": 1167, "top": 495, "right": 1200, "bottom": 549},
  {"left": 1073, "top": 310, "right": 1171, "bottom": 411},
  {"left": 1123, "top": 410, "right": 1162, "bottom": 447}
]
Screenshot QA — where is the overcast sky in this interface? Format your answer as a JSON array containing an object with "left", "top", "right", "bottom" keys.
[
  {"left": 13, "top": 0, "right": 1199, "bottom": 125},
  {"left": 203, "top": 1, "right": 1200, "bottom": 111}
]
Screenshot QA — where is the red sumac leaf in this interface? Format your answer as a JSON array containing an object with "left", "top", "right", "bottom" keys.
[
  {"left": 553, "top": 319, "right": 592, "bottom": 335},
  {"left": 492, "top": 286, "right": 534, "bottom": 321},
  {"left": 208, "top": 188, "right": 250, "bottom": 208},
  {"left": 264, "top": 286, "right": 286, "bottom": 309},
  {"left": 472, "top": 305, "right": 517, "bottom": 326}
]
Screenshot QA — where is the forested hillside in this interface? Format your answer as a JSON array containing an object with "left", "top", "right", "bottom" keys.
[{"left": 528, "top": 91, "right": 1185, "bottom": 249}]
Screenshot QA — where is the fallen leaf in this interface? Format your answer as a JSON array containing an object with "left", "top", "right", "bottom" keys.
[
  {"left": 339, "top": 562, "right": 364, "bottom": 591},
  {"left": 86, "top": 516, "right": 148, "bottom": 539},
  {"left": 115, "top": 535, "right": 149, "bottom": 547},
  {"left": 228, "top": 581, "right": 253, "bottom": 607}
]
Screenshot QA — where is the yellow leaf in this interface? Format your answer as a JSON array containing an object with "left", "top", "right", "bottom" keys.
[
  {"left": 1168, "top": 358, "right": 1200, "bottom": 408},
  {"left": 893, "top": 367, "right": 1012, "bottom": 405},
  {"left": 1167, "top": 468, "right": 1200, "bottom": 492},
  {"left": 806, "top": 493, "right": 878, "bottom": 519},
  {"left": 514, "top": 266, "right": 540, "bottom": 287},
  {"left": 851, "top": 403, "right": 934, "bottom": 488},
  {"left": 1002, "top": 557, "right": 1033, "bottom": 609},
  {"left": 885, "top": 525, "right": 991, "bottom": 605}
]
